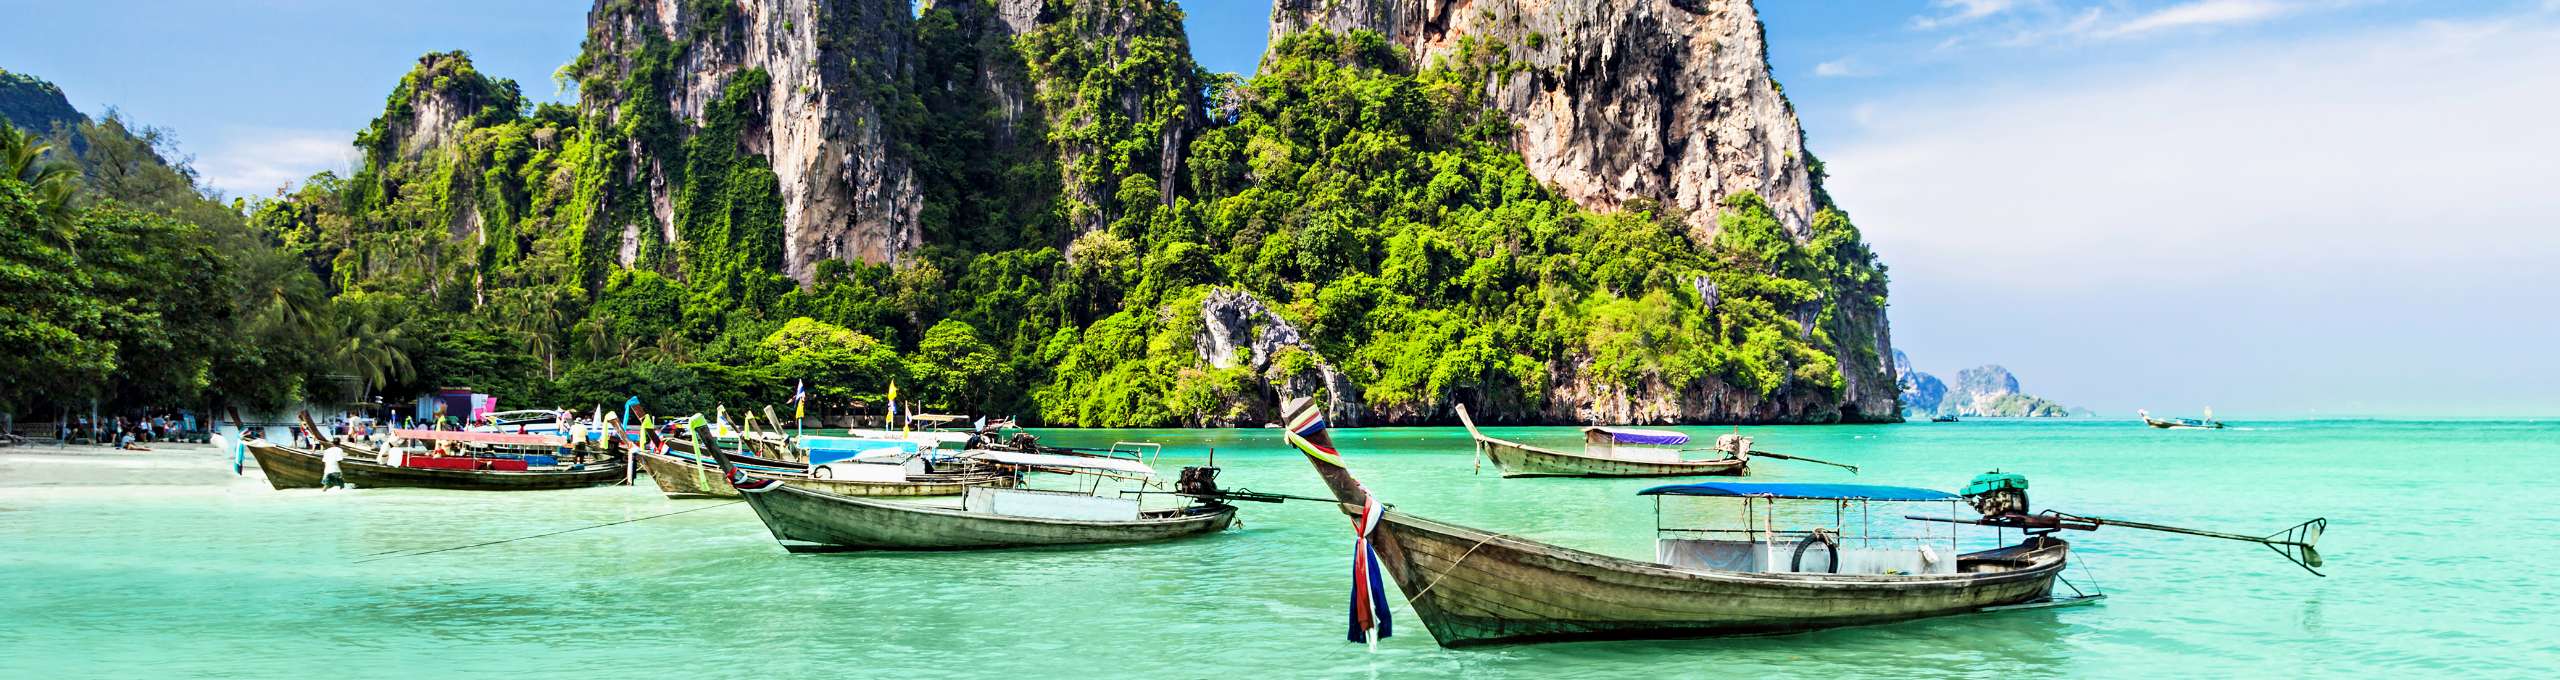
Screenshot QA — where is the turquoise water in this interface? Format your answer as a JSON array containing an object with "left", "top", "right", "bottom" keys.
[{"left": 3, "top": 419, "right": 2554, "bottom": 677}]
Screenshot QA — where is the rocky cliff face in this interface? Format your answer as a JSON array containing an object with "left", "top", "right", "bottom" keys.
[
  {"left": 0, "top": 68, "right": 90, "bottom": 150},
  {"left": 1266, "top": 0, "right": 1893, "bottom": 424},
  {"left": 368, "top": 53, "right": 517, "bottom": 162},
  {"left": 1895, "top": 350, "right": 1946, "bottom": 416},
  {"left": 1194, "top": 287, "right": 1366, "bottom": 426},
  {"left": 1269, "top": 0, "right": 1819, "bottom": 241},
  {"left": 578, "top": 0, "right": 922, "bottom": 281},
  {"left": 976, "top": 0, "right": 1205, "bottom": 238},
  {"left": 1946, "top": 364, "right": 2070, "bottom": 417}
]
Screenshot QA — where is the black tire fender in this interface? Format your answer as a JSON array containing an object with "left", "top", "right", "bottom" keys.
[{"left": 1791, "top": 529, "right": 1842, "bottom": 574}]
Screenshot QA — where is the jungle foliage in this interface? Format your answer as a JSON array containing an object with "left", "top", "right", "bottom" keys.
[{"left": 6, "top": 3, "right": 1885, "bottom": 427}]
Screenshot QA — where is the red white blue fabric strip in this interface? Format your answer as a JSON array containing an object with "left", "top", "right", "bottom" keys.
[
  {"left": 1347, "top": 488, "right": 1392, "bottom": 644},
  {"left": 727, "top": 465, "right": 780, "bottom": 493},
  {"left": 1288, "top": 408, "right": 1327, "bottom": 439}
]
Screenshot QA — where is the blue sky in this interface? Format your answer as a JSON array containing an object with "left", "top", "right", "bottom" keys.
[{"left": 5, "top": 1, "right": 2555, "bottom": 417}]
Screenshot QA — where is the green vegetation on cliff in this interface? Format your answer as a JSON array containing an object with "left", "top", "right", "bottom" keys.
[{"left": 2, "top": 3, "right": 1889, "bottom": 427}]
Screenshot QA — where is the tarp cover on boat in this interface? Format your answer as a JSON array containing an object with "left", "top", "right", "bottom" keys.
[
  {"left": 1591, "top": 427, "right": 1690, "bottom": 446},
  {"left": 958, "top": 450, "right": 1157, "bottom": 476},
  {"left": 1637, "top": 482, "right": 1958, "bottom": 501},
  {"left": 391, "top": 429, "right": 565, "bottom": 447}
]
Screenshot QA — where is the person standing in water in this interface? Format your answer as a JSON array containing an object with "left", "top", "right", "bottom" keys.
[{"left": 321, "top": 444, "right": 348, "bottom": 491}]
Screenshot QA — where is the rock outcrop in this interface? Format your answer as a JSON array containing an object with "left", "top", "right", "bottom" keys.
[
  {"left": 1895, "top": 350, "right": 1947, "bottom": 416},
  {"left": 1946, "top": 364, "right": 2070, "bottom": 417},
  {"left": 578, "top": 0, "right": 922, "bottom": 281},
  {"left": 1269, "top": 0, "right": 1819, "bottom": 241},
  {"left": 364, "top": 52, "right": 520, "bottom": 162},
  {"left": 1267, "top": 0, "right": 1893, "bottom": 425},
  {"left": 0, "top": 68, "right": 91, "bottom": 151},
  {"left": 973, "top": 0, "right": 1205, "bottom": 238},
  {"left": 1195, "top": 288, "right": 1366, "bottom": 426}
]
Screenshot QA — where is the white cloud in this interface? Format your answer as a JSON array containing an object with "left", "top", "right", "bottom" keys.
[
  {"left": 2000, "top": 8, "right": 2107, "bottom": 46},
  {"left": 1913, "top": 0, "right": 2020, "bottom": 30},
  {"left": 1813, "top": 58, "right": 1862, "bottom": 77},
  {"left": 1821, "top": 15, "right": 2560, "bottom": 413},
  {"left": 2101, "top": 0, "right": 2293, "bottom": 37},
  {"left": 193, "top": 128, "right": 358, "bottom": 199}
]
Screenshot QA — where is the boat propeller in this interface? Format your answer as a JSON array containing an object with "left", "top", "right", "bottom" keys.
[{"left": 1912, "top": 471, "right": 2332, "bottom": 577}]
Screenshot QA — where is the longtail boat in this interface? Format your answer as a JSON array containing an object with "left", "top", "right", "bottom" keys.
[
  {"left": 1456, "top": 404, "right": 1746, "bottom": 478},
  {"left": 245, "top": 438, "right": 624, "bottom": 491},
  {"left": 2140, "top": 408, "right": 2226, "bottom": 429},
  {"left": 1280, "top": 397, "right": 2324, "bottom": 647},
  {"left": 1455, "top": 404, "right": 1858, "bottom": 477},
  {"left": 634, "top": 444, "right": 1013, "bottom": 499},
  {"left": 698, "top": 421, "right": 1235, "bottom": 552}
]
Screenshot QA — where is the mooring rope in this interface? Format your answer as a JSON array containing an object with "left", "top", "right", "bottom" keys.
[
  {"left": 1408, "top": 531, "right": 1504, "bottom": 601},
  {"left": 353, "top": 501, "right": 745, "bottom": 563}
]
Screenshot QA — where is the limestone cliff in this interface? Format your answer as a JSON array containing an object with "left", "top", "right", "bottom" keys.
[
  {"left": 0, "top": 68, "right": 90, "bottom": 151},
  {"left": 1946, "top": 365, "right": 2070, "bottom": 418},
  {"left": 1193, "top": 288, "right": 1367, "bottom": 426},
  {"left": 1264, "top": 0, "right": 1896, "bottom": 424},
  {"left": 1269, "top": 0, "right": 1819, "bottom": 241},
  {"left": 577, "top": 0, "right": 922, "bottom": 281},
  {"left": 1895, "top": 350, "right": 1946, "bottom": 416},
  {"left": 963, "top": 0, "right": 1206, "bottom": 239}
]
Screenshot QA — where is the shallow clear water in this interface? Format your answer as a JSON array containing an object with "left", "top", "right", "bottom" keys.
[{"left": 4, "top": 419, "right": 2554, "bottom": 678}]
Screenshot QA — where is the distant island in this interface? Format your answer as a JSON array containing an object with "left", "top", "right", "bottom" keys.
[{"left": 1895, "top": 351, "right": 2072, "bottom": 418}]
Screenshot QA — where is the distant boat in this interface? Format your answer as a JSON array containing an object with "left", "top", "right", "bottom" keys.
[
  {"left": 1454, "top": 404, "right": 1858, "bottom": 477},
  {"left": 1456, "top": 404, "right": 1746, "bottom": 478},
  {"left": 2139, "top": 408, "right": 2225, "bottom": 429},
  {"left": 1931, "top": 414, "right": 1961, "bottom": 423}
]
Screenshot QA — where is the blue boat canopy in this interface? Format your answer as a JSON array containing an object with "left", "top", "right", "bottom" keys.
[
  {"left": 1637, "top": 482, "right": 1959, "bottom": 501},
  {"left": 1590, "top": 427, "right": 1690, "bottom": 446}
]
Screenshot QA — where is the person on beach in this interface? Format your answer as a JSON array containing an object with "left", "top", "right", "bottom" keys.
[{"left": 320, "top": 444, "right": 347, "bottom": 491}]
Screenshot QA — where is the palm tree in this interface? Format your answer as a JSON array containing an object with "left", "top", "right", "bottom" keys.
[
  {"left": 1, "top": 120, "right": 83, "bottom": 250},
  {"left": 497, "top": 286, "right": 569, "bottom": 379},
  {"left": 326, "top": 312, "right": 414, "bottom": 398}
]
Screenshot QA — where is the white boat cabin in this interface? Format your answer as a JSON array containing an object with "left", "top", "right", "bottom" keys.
[{"left": 1643, "top": 482, "right": 1973, "bottom": 577}]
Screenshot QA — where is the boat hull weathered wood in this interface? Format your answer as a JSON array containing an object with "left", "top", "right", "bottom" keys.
[
  {"left": 1362, "top": 508, "right": 2069, "bottom": 646},
  {"left": 636, "top": 447, "right": 1015, "bottom": 499},
  {"left": 739, "top": 483, "right": 1235, "bottom": 552},
  {"left": 1294, "top": 397, "right": 2068, "bottom": 647},
  {"left": 1477, "top": 440, "right": 1747, "bottom": 478},
  {"left": 1456, "top": 404, "right": 1745, "bottom": 478},
  {"left": 246, "top": 442, "right": 627, "bottom": 491}
]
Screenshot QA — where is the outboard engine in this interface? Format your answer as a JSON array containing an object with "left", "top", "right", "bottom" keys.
[
  {"left": 1963, "top": 470, "right": 2031, "bottom": 517},
  {"left": 1177, "top": 466, "right": 1223, "bottom": 497},
  {"left": 1716, "top": 434, "right": 1754, "bottom": 459}
]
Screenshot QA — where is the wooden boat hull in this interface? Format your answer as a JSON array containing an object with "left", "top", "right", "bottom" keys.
[
  {"left": 1479, "top": 439, "right": 1746, "bottom": 478},
  {"left": 2143, "top": 418, "right": 2224, "bottom": 430},
  {"left": 736, "top": 483, "right": 1235, "bottom": 552},
  {"left": 637, "top": 447, "right": 734, "bottom": 498},
  {"left": 662, "top": 438, "right": 806, "bottom": 473},
  {"left": 635, "top": 448, "right": 1013, "bottom": 499},
  {"left": 1366, "top": 508, "right": 2070, "bottom": 646},
  {"left": 246, "top": 442, "right": 625, "bottom": 491},
  {"left": 1455, "top": 404, "right": 1743, "bottom": 478}
]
